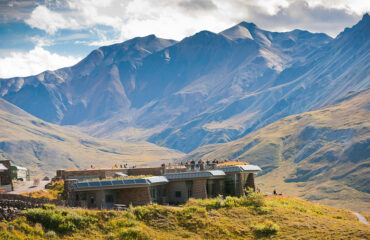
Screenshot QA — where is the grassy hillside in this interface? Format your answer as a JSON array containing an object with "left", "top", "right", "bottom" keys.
[
  {"left": 183, "top": 89, "right": 370, "bottom": 211},
  {"left": 0, "top": 195, "right": 369, "bottom": 239},
  {"left": 0, "top": 98, "right": 184, "bottom": 177}
]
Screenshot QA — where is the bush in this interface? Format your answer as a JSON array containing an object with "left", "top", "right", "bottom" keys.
[
  {"left": 24, "top": 208, "right": 89, "bottom": 234},
  {"left": 176, "top": 206, "right": 209, "bottom": 232},
  {"left": 251, "top": 220, "right": 279, "bottom": 237},
  {"left": 45, "top": 230, "right": 57, "bottom": 239},
  {"left": 241, "top": 188, "right": 265, "bottom": 208},
  {"left": 119, "top": 228, "right": 149, "bottom": 240}
]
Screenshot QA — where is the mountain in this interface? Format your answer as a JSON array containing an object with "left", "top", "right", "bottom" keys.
[
  {"left": 0, "top": 97, "right": 183, "bottom": 176},
  {"left": 182, "top": 89, "right": 370, "bottom": 211},
  {"left": 0, "top": 15, "right": 369, "bottom": 155},
  {"left": 0, "top": 35, "right": 176, "bottom": 124}
]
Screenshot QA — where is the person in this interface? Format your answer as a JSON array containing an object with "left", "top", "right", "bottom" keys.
[
  {"left": 199, "top": 159, "right": 204, "bottom": 170},
  {"left": 120, "top": 165, "right": 123, "bottom": 168},
  {"left": 273, "top": 189, "right": 277, "bottom": 195},
  {"left": 190, "top": 159, "right": 195, "bottom": 171},
  {"left": 256, "top": 187, "right": 260, "bottom": 193},
  {"left": 206, "top": 160, "right": 210, "bottom": 166},
  {"left": 124, "top": 164, "right": 128, "bottom": 168}
]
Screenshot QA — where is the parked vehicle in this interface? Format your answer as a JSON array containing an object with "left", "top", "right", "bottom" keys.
[{"left": 11, "top": 165, "right": 30, "bottom": 181}]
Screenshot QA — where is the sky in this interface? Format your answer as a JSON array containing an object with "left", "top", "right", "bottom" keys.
[{"left": 0, "top": 0, "right": 369, "bottom": 78}]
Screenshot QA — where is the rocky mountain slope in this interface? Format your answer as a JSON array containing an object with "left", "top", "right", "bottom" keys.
[
  {"left": 183, "top": 89, "right": 370, "bottom": 211},
  {"left": 0, "top": 98, "right": 183, "bottom": 176},
  {"left": 4, "top": 15, "right": 363, "bottom": 153}
]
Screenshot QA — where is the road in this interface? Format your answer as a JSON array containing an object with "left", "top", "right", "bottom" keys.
[
  {"left": 352, "top": 212, "right": 369, "bottom": 225},
  {"left": 10, "top": 181, "right": 49, "bottom": 194}
]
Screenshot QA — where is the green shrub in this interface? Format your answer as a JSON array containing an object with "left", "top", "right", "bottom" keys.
[
  {"left": 43, "top": 204, "right": 56, "bottom": 210},
  {"left": 133, "top": 204, "right": 169, "bottom": 221},
  {"left": 119, "top": 228, "right": 149, "bottom": 240},
  {"left": 242, "top": 188, "right": 265, "bottom": 208},
  {"left": 251, "top": 220, "right": 279, "bottom": 237},
  {"left": 45, "top": 230, "right": 57, "bottom": 239},
  {"left": 176, "top": 206, "right": 209, "bottom": 232},
  {"left": 24, "top": 208, "right": 89, "bottom": 234}
]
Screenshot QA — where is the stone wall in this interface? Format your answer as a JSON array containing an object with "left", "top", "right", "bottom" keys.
[
  {"left": 64, "top": 179, "right": 78, "bottom": 205},
  {"left": 116, "top": 187, "right": 151, "bottom": 206},
  {"left": 168, "top": 181, "right": 188, "bottom": 203},
  {"left": 246, "top": 173, "right": 255, "bottom": 190},
  {"left": 0, "top": 193, "right": 65, "bottom": 206},
  {"left": 192, "top": 179, "right": 207, "bottom": 199},
  {"left": 0, "top": 194, "right": 66, "bottom": 221}
]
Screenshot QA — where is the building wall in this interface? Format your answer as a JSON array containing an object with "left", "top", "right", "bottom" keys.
[
  {"left": 116, "top": 187, "right": 151, "bottom": 206},
  {"left": 60, "top": 167, "right": 164, "bottom": 180},
  {"left": 0, "top": 160, "right": 13, "bottom": 192},
  {"left": 192, "top": 179, "right": 207, "bottom": 199},
  {"left": 168, "top": 181, "right": 188, "bottom": 204}
]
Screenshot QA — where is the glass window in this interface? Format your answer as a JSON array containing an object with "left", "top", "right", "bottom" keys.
[
  {"left": 105, "top": 194, "right": 114, "bottom": 203},
  {"left": 175, "top": 191, "right": 182, "bottom": 198}
]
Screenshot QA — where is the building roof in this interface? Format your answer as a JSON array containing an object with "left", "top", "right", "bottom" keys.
[
  {"left": 72, "top": 178, "right": 150, "bottom": 190},
  {"left": 165, "top": 170, "right": 225, "bottom": 180},
  {"left": 0, "top": 163, "right": 8, "bottom": 171},
  {"left": 217, "top": 165, "right": 262, "bottom": 173},
  {"left": 146, "top": 176, "right": 168, "bottom": 184}
]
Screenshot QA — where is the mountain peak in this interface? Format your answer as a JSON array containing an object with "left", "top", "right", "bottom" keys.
[
  {"left": 237, "top": 21, "right": 257, "bottom": 29},
  {"left": 335, "top": 12, "right": 370, "bottom": 40},
  {"left": 220, "top": 22, "right": 258, "bottom": 40}
]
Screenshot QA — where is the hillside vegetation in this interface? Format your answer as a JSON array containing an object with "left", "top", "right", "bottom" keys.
[
  {"left": 184, "top": 89, "right": 370, "bottom": 211},
  {"left": 1, "top": 194, "right": 369, "bottom": 240},
  {"left": 0, "top": 98, "right": 183, "bottom": 176}
]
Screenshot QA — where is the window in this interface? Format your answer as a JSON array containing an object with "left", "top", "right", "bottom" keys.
[
  {"left": 105, "top": 194, "right": 114, "bottom": 203},
  {"left": 150, "top": 187, "right": 157, "bottom": 200},
  {"left": 175, "top": 191, "right": 182, "bottom": 198},
  {"left": 186, "top": 181, "right": 193, "bottom": 198}
]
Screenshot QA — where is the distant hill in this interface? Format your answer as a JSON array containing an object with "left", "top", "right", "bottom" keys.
[
  {"left": 0, "top": 98, "right": 183, "bottom": 176},
  {"left": 182, "top": 89, "right": 370, "bottom": 211}
]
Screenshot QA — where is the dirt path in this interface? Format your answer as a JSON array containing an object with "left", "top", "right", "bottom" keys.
[
  {"left": 352, "top": 212, "right": 369, "bottom": 225},
  {"left": 10, "top": 181, "right": 49, "bottom": 194}
]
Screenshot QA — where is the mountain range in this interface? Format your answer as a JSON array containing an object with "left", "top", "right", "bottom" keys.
[{"left": 0, "top": 13, "right": 369, "bottom": 210}]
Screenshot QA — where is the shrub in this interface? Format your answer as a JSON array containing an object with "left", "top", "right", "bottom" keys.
[
  {"left": 133, "top": 204, "right": 168, "bottom": 221},
  {"left": 176, "top": 206, "right": 209, "bottom": 232},
  {"left": 251, "top": 220, "right": 279, "bottom": 237},
  {"left": 45, "top": 230, "right": 57, "bottom": 239},
  {"left": 119, "top": 228, "right": 149, "bottom": 240},
  {"left": 24, "top": 208, "right": 89, "bottom": 234},
  {"left": 43, "top": 204, "right": 56, "bottom": 210},
  {"left": 242, "top": 188, "right": 265, "bottom": 208}
]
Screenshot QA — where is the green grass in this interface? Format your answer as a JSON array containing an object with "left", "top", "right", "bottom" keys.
[{"left": 0, "top": 194, "right": 369, "bottom": 239}]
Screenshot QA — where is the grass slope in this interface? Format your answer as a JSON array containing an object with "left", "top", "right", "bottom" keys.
[
  {"left": 0, "top": 98, "right": 184, "bottom": 177},
  {"left": 0, "top": 195, "right": 369, "bottom": 239},
  {"left": 183, "top": 89, "right": 370, "bottom": 211}
]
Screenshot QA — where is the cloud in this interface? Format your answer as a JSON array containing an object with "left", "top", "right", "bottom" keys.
[
  {"left": 20, "top": 0, "right": 369, "bottom": 41},
  {"left": 25, "top": 5, "right": 80, "bottom": 34},
  {"left": 0, "top": 45, "right": 81, "bottom": 78}
]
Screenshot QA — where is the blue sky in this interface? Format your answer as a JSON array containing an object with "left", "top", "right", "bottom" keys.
[{"left": 0, "top": 0, "right": 369, "bottom": 78}]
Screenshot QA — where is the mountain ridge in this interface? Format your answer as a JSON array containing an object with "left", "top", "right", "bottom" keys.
[{"left": 0, "top": 15, "right": 368, "bottom": 155}]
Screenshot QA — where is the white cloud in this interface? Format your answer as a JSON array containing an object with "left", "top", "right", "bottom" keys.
[
  {"left": 0, "top": 46, "right": 81, "bottom": 78},
  {"left": 25, "top": 5, "right": 80, "bottom": 34},
  {"left": 23, "top": 0, "right": 370, "bottom": 40}
]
